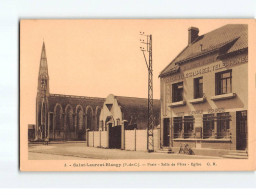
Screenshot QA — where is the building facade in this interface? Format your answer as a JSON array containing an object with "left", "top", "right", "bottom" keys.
[
  {"left": 35, "top": 43, "right": 105, "bottom": 141},
  {"left": 159, "top": 24, "right": 248, "bottom": 153}
]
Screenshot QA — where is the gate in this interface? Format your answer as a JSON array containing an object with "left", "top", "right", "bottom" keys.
[{"left": 109, "top": 125, "right": 121, "bottom": 149}]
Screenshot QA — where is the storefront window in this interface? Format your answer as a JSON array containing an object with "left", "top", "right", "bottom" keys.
[
  {"left": 173, "top": 117, "right": 182, "bottom": 138},
  {"left": 172, "top": 82, "right": 183, "bottom": 102},
  {"left": 217, "top": 112, "right": 231, "bottom": 138},
  {"left": 216, "top": 70, "right": 232, "bottom": 95},
  {"left": 203, "top": 114, "right": 214, "bottom": 138},
  {"left": 194, "top": 77, "right": 203, "bottom": 99},
  {"left": 184, "top": 116, "right": 194, "bottom": 138}
]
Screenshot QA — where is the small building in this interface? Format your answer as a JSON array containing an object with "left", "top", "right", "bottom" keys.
[
  {"left": 87, "top": 94, "right": 161, "bottom": 151},
  {"left": 159, "top": 24, "right": 248, "bottom": 156}
]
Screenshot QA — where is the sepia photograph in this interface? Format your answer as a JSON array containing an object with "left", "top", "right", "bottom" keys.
[{"left": 19, "top": 19, "right": 255, "bottom": 171}]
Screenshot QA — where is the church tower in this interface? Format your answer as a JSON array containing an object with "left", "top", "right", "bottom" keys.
[{"left": 35, "top": 42, "right": 50, "bottom": 141}]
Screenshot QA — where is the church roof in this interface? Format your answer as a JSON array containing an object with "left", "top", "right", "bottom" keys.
[{"left": 159, "top": 24, "right": 248, "bottom": 77}]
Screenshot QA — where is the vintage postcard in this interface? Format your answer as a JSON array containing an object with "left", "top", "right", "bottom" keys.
[{"left": 20, "top": 19, "right": 256, "bottom": 171}]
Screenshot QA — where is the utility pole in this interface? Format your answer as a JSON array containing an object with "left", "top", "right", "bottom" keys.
[{"left": 140, "top": 32, "right": 154, "bottom": 152}]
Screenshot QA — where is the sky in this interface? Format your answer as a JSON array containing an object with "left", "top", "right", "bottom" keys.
[{"left": 20, "top": 19, "right": 249, "bottom": 124}]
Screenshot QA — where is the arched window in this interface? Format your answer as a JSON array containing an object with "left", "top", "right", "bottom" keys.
[
  {"left": 96, "top": 107, "right": 101, "bottom": 131},
  {"left": 66, "top": 106, "right": 74, "bottom": 132},
  {"left": 55, "top": 106, "right": 62, "bottom": 130},
  {"left": 78, "top": 109, "right": 83, "bottom": 131},
  {"left": 86, "top": 107, "right": 93, "bottom": 130}
]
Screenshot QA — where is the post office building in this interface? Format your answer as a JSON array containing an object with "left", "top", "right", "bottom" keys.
[{"left": 159, "top": 24, "right": 248, "bottom": 157}]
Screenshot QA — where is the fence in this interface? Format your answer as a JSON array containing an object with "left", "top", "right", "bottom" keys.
[{"left": 87, "top": 128, "right": 160, "bottom": 152}]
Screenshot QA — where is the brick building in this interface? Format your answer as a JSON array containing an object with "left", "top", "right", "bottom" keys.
[{"left": 159, "top": 24, "right": 248, "bottom": 156}]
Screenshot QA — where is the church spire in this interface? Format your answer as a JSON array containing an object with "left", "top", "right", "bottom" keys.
[
  {"left": 37, "top": 41, "right": 50, "bottom": 96},
  {"left": 39, "top": 41, "right": 49, "bottom": 76}
]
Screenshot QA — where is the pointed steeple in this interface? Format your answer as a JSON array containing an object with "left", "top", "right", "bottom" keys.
[
  {"left": 37, "top": 41, "right": 50, "bottom": 96},
  {"left": 39, "top": 41, "right": 49, "bottom": 76}
]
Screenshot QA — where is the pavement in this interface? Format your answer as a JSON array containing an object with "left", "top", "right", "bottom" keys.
[{"left": 28, "top": 142, "right": 221, "bottom": 160}]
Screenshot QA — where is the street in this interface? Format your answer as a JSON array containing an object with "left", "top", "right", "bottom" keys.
[{"left": 28, "top": 142, "right": 220, "bottom": 160}]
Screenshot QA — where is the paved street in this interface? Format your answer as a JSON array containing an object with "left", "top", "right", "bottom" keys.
[{"left": 28, "top": 142, "right": 220, "bottom": 160}]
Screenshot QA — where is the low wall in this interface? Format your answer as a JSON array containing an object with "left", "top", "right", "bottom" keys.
[
  {"left": 101, "top": 131, "right": 108, "bottom": 148},
  {"left": 125, "top": 130, "right": 136, "bottom": 151},
  {"left": 124, "top": 129, "right": 160, "bottom": 151},
  {"left": 88, "top": 131, "right": 94, "bottom": 147},
  {"left": 87, "top": 129, "right": 160, "bottom": 152},
  {"left": 88, "top": 130, "right": 108, "bottom": 148},
  {"left": 93, "top": 131, "right": 100, "bottom": 147}
]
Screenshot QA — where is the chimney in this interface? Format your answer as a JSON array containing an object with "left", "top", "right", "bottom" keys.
[{"left": 188, "top": 27, "right": 199, "bottom": 45}]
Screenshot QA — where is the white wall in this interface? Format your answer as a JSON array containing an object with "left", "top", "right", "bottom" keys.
[
  {"left": 101, "top": 131, "right": 108, "bottom": 148},
  {"left": 125, "top": 130, "right": 136, "bottom": 151},
  {"left": 88, "top": 128, "right": 160, "bottom": 152},
  {"left": 124, "top": 129, "right": 160, "bottom": 151},
  {"left": 88, "top": 130, "right": 108, "bottom": 148}
]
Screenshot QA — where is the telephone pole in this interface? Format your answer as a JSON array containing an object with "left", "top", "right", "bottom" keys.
[{"left": 140, "top": 32, "right": 154, "bottom": 152}]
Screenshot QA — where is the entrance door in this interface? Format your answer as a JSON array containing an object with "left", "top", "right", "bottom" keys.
[
  {"left": 236, "top": 111, "right": 247, "bottom": 150},
  {"left": 163, "top": 118, "right": 170, "bottom": 147},
  {"left": 109, "top": 125, "right": 122, "bottom": 149}
]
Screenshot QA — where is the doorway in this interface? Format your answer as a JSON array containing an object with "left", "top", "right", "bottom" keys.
[
  {"left": 109, "top": 125, "right": 122, "bottom": 149},
  {"left": 236, "top": 111, "right": 247, "bottom": 150},
  {"left": 163, "top": 118, "right": 170, "bottom": 147}
]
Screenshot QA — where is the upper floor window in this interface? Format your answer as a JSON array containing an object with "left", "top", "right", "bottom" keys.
[
  {"left": 216, "top": 70, "right": 232, "bottom": 95},
  {"left": 194, "top": 77, "right": 203, "bottom": 99},
  {"left": 172, "top": 82, "right": 183, "bottom": 102}
]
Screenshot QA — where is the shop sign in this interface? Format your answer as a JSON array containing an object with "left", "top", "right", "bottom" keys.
[{"left": 163, "top": 55, "right": 248, "bottom": 83}]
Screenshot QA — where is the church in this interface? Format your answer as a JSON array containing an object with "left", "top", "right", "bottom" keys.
[{"left": 35, "top": 42, "right": 105, "bottom": 141}]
